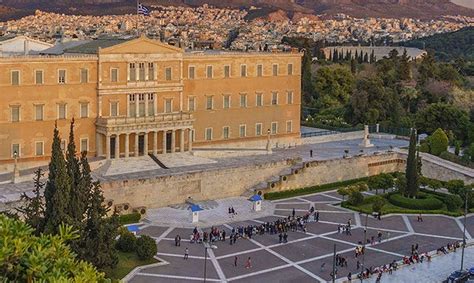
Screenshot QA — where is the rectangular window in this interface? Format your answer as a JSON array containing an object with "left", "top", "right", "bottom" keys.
[
  {"left": 287, "top": 63, "right": 293, "bottom": 75},
  {"left": 138, "top": 63, "right": 145, "bottom": 81},
  {"left": 240, "top": 65, "right": 247, "bottom": 77},
  {"left": 271, "top": 92, "right": 278, "bottom": 105},
  {"left": 129, "top": 63, "right": 136, "bottom": 81},
  {"left": 257, "top": 64, "right": 263, "bottom": 77},
  {"left": 256, "top": 93, "right": 263, "bottom": 107},
  {"left": 286, "top": 120, "right": 293, "bottom": 133},
  {"left": 80, "top": 102, "right": 89, "bottom": 118},
  {"left": 80, "top": 68, "right": 88, "bottom": 83},
  {"left": 58, "top": 69, "right": 66, "bottom": 84},
  {"left": 287, "top": 91, "right": 293, "bottom": 104},
  {"left": 256, "top": 123, "right": 262, "bottom": 136},
  {"left": 224, "top": 65, "right": 230, "bottom": 78},
  {"left": 80, "top": 138, "right": 88, "bottom": 153},
  {"left": 138, "top": 94, "right": 145, "bottom": 117},
  {"left": 206, "top": 96, "right": 213, "bottom": 110},
  {"left": 35, "top": 141, "right": 44, "bottom": 156},
  {"left": 240, "top": 94, "right": 247, "bottom": 108},
  {"left": 11, "top": 106, "right": 20, "bottom": 122},
  {"left": 188, "top": 96, "right": 195, "bottom": 112},
  {"left": 148, "top": 93, "right": 154, "bottom": 116},
  {"left": 206, "top": 65, "right": 213, "bottom": 79},
  {"left": 35, "top": 104, "right": 44, "bottom": 121},
  {"left": 111, "top": 68, "right": 118, "bottom": 82},
  {"left": 272, "top": 64, "right": 278, "bottom": 76},
  {"left": 111, "top": 102, "right": 119, "bottom": 117},
  {"left": 165, "top": 99, "right": 172, "bottom": 113},
  {"left": 205, "top": 128, "right": 213, "bottom": 141},
  {"left": 129, "top": 95, "right": 136, "bottom": 117},
  {"left": 12, "top": 144, "right": 20, "bottom": 157},
  {"left": 35, "top": 70, "right": 43, "bottom": 85},
  {"left": 188, "top": 66, "right": 195, "bottom": 79},
  {"left": 239, "top": 124, "right": 246, "bottom": 138},
  {"left": 11, "top": 70, "right": 20, "bottom": 85},
  {"left": 223, "top": 126, "right": 230, "bottom": 139},
  {"left": 271, "top": 122, "right": 278, "bottom": 135},
  {"left": 148, "top": 62, "right": 155, "bottom": 80},
  {"left": 165, "top": 67, "right": 172, "bottom": 81},
  {"left": 223, "top": 95, "right": 230, "bottom": 109},
  {"left": 58, "top": 104, "right": 67, "bottom": 120}
]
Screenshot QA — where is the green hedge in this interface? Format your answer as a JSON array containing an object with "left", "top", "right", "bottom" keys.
[
  {"left": 387, "top": 193, "right": 444, "bottom": 210},
  {"left": 118, "top": 213, "right": 141, "bottom": 225},
  {"left": 342, "top": 202, "right": 462, "bottom": 217},
  {"left": 263, "top": 177, "right": 369, "bottom": 200}
]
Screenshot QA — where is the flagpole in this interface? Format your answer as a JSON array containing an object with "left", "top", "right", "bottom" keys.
[{"left": 136, "top": 0, "right": 139, "bottom": 37}]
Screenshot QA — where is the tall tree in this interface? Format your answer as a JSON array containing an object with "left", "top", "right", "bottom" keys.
[
  {"left": 301, "top": 51, "right": 314, "bottom": 103},
  {"left": 370, "top": 50, "right": 375, "bottom": 63},
  {"left": 399, "top": 49, "right": 411, "bottom": 80},
  {"left": 333, "top": 49, "right": 338, "bottom": 62},
  {"left": 17, "top": 169, "right": 45, "bottom": 235},
  {"left": 405, "top": 128, "right": 419, "bottom": 198},
  {"left": 66, "top": 119, "right": 87, "bottom": 226},
  {"left": 363, "top": 52, "right": 369, "bottom": 63},
  {"left": 43, "top": 123, "right": 72, "bottom": 235}
]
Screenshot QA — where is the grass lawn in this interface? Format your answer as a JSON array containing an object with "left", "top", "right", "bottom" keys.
[{"left": 104, "top": 251, "right": 158, "bottom": 281}]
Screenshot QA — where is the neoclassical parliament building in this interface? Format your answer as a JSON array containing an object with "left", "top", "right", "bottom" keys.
[{"left": 0, "top": 36, "right": 301, "bottom": 170}]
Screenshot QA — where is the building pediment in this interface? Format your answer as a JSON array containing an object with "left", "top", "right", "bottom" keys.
[{"left": 99, "top": 35, "right": 183, "bottom": 55}]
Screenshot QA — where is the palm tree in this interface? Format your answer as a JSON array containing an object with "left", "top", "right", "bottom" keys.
[{"left": 400, "top": 86, "right": 418, "bottom": 113}]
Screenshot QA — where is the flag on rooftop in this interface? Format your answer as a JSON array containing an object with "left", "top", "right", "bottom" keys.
[{"left": 137, "top": 2, "right": 151, "bottom": 16}]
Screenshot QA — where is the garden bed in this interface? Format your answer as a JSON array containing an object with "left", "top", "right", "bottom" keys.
[{"left": 104, "top": 251, "right": 158, "bottom": 281}]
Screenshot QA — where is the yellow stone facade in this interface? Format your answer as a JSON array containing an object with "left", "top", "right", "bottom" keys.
[{"left": 0, "top": 37, "right": 301, "bottom": 169}]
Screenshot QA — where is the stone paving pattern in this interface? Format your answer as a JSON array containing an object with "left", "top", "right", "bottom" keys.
[{"left": 128, "top": 189, "right": 473, "bottom": 283}]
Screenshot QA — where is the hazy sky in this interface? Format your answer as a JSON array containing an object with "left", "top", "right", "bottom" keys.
[{"left": 451, "top": 0, "right": 474, "bottom": 9}]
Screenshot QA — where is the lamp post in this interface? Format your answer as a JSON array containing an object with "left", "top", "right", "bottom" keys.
[
  {"left": 460, "top": 188, "right": 470, "bottom": 271},
  {"left": 360, "top": 212, "right": 369, "bottom": 282},
  {"left": 12, "top": 150, "right": 19, "bottom": 183},
  {"left": 203, "top": 243, "right": 217, "bottom": 283},
  {"left": 331, "top": 244, "right": 337, "bottom": 283}
]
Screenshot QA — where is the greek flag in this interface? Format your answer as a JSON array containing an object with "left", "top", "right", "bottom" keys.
[{"left": 137, "top": 3, "right": 151, "bottom": 16}]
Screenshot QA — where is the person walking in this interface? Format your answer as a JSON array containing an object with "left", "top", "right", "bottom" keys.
[
  {"left": 175, "top": 235, "right": 181, "bottom": 246},
  {"left": 234, "top": 256, "right": 238, "bottom": 267},
  {"left": 184, "top": 248, "right": 189, "bottom": 260},
  {"left": 310, "top": 149, "right": 313, "bottom": 158},
  {"left": 292, "top": 208, "right": 296, "bottom": 218},
  {"left": 245, "top": 257, "right": 252, "bottom": 269}
]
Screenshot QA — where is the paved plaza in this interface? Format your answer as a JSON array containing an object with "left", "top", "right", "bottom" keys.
[{"left": 127, "top": 189, "right": 473, "bottom": 283}]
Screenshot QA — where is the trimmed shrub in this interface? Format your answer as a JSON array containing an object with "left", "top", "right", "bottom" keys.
[
  {"left": 337, "top": 187, "right": 349, "bottom": 201},
  {"left": 136, "top": 235, "right": 158, "bottom": 260},
  {"left": 348, "top": 191, "right": 364, "bottom": 206},
  {"left": 439, "top": 151, "right": 474, "bottom": 169},
  {"left": 372, "top": 195, "right": 387, "bottom": 213},
  {"left": 429, "top": 128, "right": 449, "bottom": 156},
  {"left": 387, "top": 193, "right": 443, "bottom": 210},
  {"left": 444, "top": 194, "right": 463, "bottom": 212},
  {"left": 118, "top": 213, "right": 141, "bottom": 225},
  {"left": 116, "top": 230, "right": 137, "bottom": 252},
  {"left": 446, "top": 180, "right": 465, "bottom": 195},
  {"left": 419, "top": 142, "right": 430, "bottom": 153}
]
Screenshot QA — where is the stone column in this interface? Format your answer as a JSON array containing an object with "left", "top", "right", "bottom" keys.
[
  {"left": 188, "top": 129, "right": 193, "bottom": 152},
  {"left": 127, "top": 94, "right": 130, "bottom": 117},
  {"left": 105, "top": 135, "right": 111, "bottom": 160},
  {"left": 98, "top": 96, "right": 103, "bottom": 117},
  {"left": 144, "top": 93, "right": 148, "bottom": 117},
  {"left": 114, "top": 134, "right": 120, "bottom": 159},
  {"left": 171, "top": 130, "right": 176, "bottom": 153},
  {"left": 96, "top": 133, "right": 103, "bottom": 157},
  {"left": 135, "top": 94, "right": 139, "bottom": 117},
  {"left": 162, "top": 130, "right": 167, "bottom": 154},
  {"left": 154, "top": 94, "right": 158, "bottom": 116},
  {"left": 135, "top": 133, "right": 139, "bottom": 157},
  {"left": 180, "top": 129, "right": 185, "bottom": 152},
  {"left": 124, "top": 133, "right": 130, "bottom": 158},
  {"left": 143, "top": 132, "right": 148, "bottom": 155},
  {"left": 153, "top": 131, "right": 158, "bottom": 155}
]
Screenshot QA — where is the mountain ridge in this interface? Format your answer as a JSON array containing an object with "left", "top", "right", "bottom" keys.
[{"left": 0, "top": 0, "right": 472, "bottom": 21}]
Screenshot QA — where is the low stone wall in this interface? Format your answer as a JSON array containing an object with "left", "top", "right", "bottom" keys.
[
  {"left": 301, "top": 131, "right": 364, "bottom": 145},
  {"left": 417, "top": 152, "right": 473, "bottom": 184}
]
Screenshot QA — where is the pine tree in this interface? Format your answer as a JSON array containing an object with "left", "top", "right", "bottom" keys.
[
  {"left": 66, "top": 119, "right": 87, "bottom": 226},
  {"left": 43, "top": 123, "right": 72, "bottom": 235},
  {"left": 405, "top": 128, "right": 419, "bottom": 198},
  {"left": 81, "top": 180, "right": 119, "bottom": 270},
  {"left": 17, "top": 169, "right": 45, "bottom": 235}
]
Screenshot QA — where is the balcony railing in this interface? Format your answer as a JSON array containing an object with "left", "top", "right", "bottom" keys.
[{"left": 97, "top": 112, "right": 193, "bottom": 126}]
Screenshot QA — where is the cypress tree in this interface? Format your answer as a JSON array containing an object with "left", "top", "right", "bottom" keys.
[
  {"left": 17, "top": 169, "right": 45, "bottom": 235},
  {"left": 66, "top": 119, "right": 87, "bottom": 226},
  {"left": 355, "top": 50, "right": 358, "bottom": 62},
  {"left": 345, "top": 50, "right": 350, "bottom": 61},
  {"left": 405, "top": 128, "right": 419, "bottom": 198},
  {"left": 363, "top": 52, "right": 369, "bottom": 63},
  {"left": 333, "top": 49, "right": 338, "bottom": 62},
  {"left": 43, "top": 123, "right": 72, "bottom": 234},
  {"left": 370, "top": 50, "right": 375, "bottom": 63},
  {"left": 301, "top": 51, "right": 313, "bottom": 103},
  {"left": 81, "top": 180, "right": 119, "bottom": 270},
  {"left": 338, "top": 49, "right": 344, "bottom": 61},
  {"left": 358, "top": 51, "right": 363, "bottom": 64}
]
